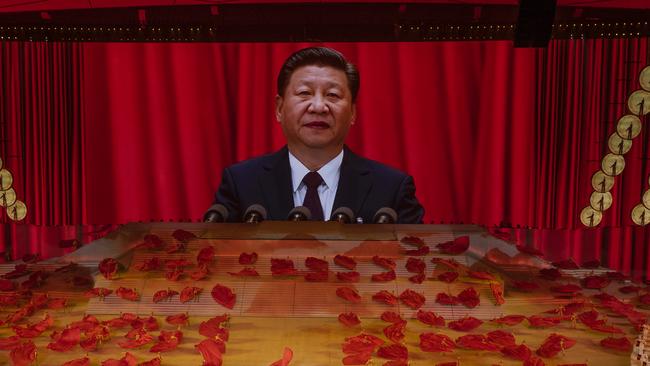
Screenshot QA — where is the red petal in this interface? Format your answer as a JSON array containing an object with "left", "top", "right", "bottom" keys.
[
  {"left": 431, "top": 257, "right": 462, "bottom": 270},
  {"left": 199, "top": 317, "right": 229, "bottom": 340},
  {"left": 342, "top": 352, "right": 372, "bottom": 365},
  {"left": 211, "top": 284, "right": 236, "bottom": 309},
  {"left": 405, "top": 257, "right": 426, "bottom": 273},
  {"left": 139, "top": 234, "right": 165, "bottom": 250},
  {"left": 165, "top": 268, "right": 184, "bottom": 281},
  {"left": 334, "top": 255, "right": 356, "bottom": 270},
  {"left": 10, "top": 341, "right": 37, "bottom": 366},
  {"left": 180, "top": 286, "right": 203, "bottom": 303},
  {"left": 238, "top": 252, "right": 258, "bottom": 265},
  {"left": 165, "top": 313, "right": 189, "bottom": 326},
  {"left": 408, "top": 273, "right": 426, "bottom": 284},
  {"left": 486, "top": 330, "right": 516, "bottom": 347},
  {"left": 371, "top": 270, "right": 396, "bottom": 282},
  {"left": 435, "top": 292, "right": 459, "bottom": 306},
  {"left": 135, "top": 257, "right": 162, "bottom": 272},
  {"left": 383, "top": 321, "right": 407, "bottom": 343},
  {"left": 99, "top": 258, "right": 119, "bottom": 280},
  {"left": 336, "top": 271, "right": 360, "bottom": 282},
  {"left": 550, "top": 284, "right": 581, "bottom": 294},
  {"left": 447, "top": 316, "right": 483, "bottom": 332},
  {"left": 194, "top": 339, "right": 226, "bottom": 366},
  {"left": 527, "top": 315, "right": 561, "bottom": 328},
  {"left": 581, "top": 259, "right": 601, "bottom": 269},
  {"left": 305, "top": 257, "right": 329, "bottom": 271},
  {"left": 372, "top": 255, "right": 396, "bottom": 270},
  {"left": 380, "top": 311, "right": 404, "bottom": 324},
  {"left": 190, "top": 266, "right": 210, "bottom": 281},
  {"left": 524, "top": 356, "right": 545, "bottom": 366},
  {"left": 416, "top": 310, "right": 445, "bottom": 327},
  {"left": 47, "top": 327, "right": 81, "bottom": 352},
  {"left": 501, "top": 344, "right": 532, "bottom": 361},
  {"left": 457, "top": 287, "right": 480, "bottom": 308},
  {"left": 336, "top": 286, "right": 362, "bottom": 303},
  {"left": 455, "top": 334, "right": 500, "bottom": 351},
  {"left": 536, "top": 333, "right": 576, "bottom": 358},
  {"left": 116, "top": 287, "right": 140, "bottom": 301},
  {"left": 372, "top": 290, "right": 398, "bottom": 305},
  {"left": 197, "top": 246, "right": 215, "bottom": 266},
  {"left": 84, "top": 287, "right": 113, "bottom": 299},
  {"left": 269, "top": 347, "right": 293, "bottom": 366},
  {"left": 0, "top": 336, "right": 21, "bottom": 350},
  {"left": 491, "top": 315, "right": 526, "bottom": 326},
  {"left": 437, "top": 271, "right": 459, "bottom": 283},
  {"left": 153, "top": 289, "right": 178, "bottom": 303},
  {"left": 171, "top": 229, "right": 196, "bottom": 243},
  {"left": 399, "top": 289, "right": 426, "bottom": 309},
  {"left": 271, "top": 258, "right": 298, "bottom": 276},
  {"left": 436, "top": 236, "right": 469, "bottom": 255},
  {"left": 490, "top": 283, "right": 505, "bottom": 305},
  {"left": 420, "top": 332, "right": 455, "bottom": 352},
  {"left": 149, "top": 330, "right": 182, "bottom": 352},
  {"left": 342, "top": 333, "right": 384, "bottom": 354},
  {"left": 338, "top": 312, "right": 361, "bottom": 327},
  {"left": 377, "top": 343, "right": 408, "bottom": 360}
]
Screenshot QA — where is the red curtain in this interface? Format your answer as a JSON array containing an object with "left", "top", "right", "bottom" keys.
[{"left": 1, "top": 39, "right": 649, "bottom": 273}]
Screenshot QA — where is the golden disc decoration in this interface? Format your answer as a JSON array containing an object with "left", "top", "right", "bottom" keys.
[
  {"left": 580, "top": 206, "right": 602, "bottom": 227},
  {"left": 0, "top": 169, "right": 13, "bottom": 190},
  {"left": 601, "top": 153, "right": 625, "bottom": 176},
  {"left": 591, "top": 170, "right": 615, "bottom": 193},
  {"left": 590, "top": 191, "right": 613, "bottom": 212},
  {"left": 643, "top": 189, "right": 650, "bottom": 210},
  {"left": 0, "top": 188, "right": 17, "bottom": 207},
  {"left": 640, "top": 66, "right": 650, "bottom": 91},
  {"left": 628, "top": 90, "right": 650, "bottom": 116},
  {"left": 607, "top": 132, "right": 632, "bottom": 155},
  {"left": 631, "top": 203, "right": 650, "bottom": 226},
  {"left": 6, "top": 200, "right": 26, "bottom": 221},
  {"left": 616, "top": 115, "right": 642, "bottom": 140}
]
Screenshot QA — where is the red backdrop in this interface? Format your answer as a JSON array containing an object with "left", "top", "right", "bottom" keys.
[{"left": 1, "top": 39, "right": 650, "bottom": 275}]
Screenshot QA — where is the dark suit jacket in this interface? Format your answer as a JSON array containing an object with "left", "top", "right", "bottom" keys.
[{"left": 214, "top": 146, "right": 424, "bottom": 224}]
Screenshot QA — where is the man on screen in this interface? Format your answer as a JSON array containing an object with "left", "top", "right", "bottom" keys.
[{"left": 214, "top": 47, "right": 424, "bottom": 223}]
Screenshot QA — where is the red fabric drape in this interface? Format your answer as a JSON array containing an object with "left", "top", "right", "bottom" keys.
[
  {"left": 80, "top": 42, "right": 540, "bottom": 226},
  {"left": 0, "top": 42, "right": 85, "bottom": 226},
  {"left": 1, "top": 39, "right": 649, "bottom": 274}
]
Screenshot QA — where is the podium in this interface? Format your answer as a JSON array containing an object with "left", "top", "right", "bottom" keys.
[{"left": 0, "top": 222, "right": 642, "bottom": 365}]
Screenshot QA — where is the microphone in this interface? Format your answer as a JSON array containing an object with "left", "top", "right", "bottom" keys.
[
  {"left": 330, "top": 207, "right": 354, "bottom": 223},
  {"left": 243, "top": 204, "right": 267, "bottom": 223},
  {"left": 203, "top": 204, "right": 229, "bottom": 223},
  {"left": 287, "top": 206, "right": 311, "bottom": 221},
  {"left": 373, "top": 207, "right": 397, "bottom": 224}
]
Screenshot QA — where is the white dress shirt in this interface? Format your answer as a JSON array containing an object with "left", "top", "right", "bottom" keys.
[{"left": 289, "top": 149, "right": 344, "bottom": 220}]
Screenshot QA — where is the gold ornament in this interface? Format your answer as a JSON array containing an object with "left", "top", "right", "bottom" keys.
[
  {"left": 631, "top": 203, "right": 650, "bottom": 226},
  {"left": 591, "top": 171, "right": 615, "bottom": 193},
  {"left": 580, "top": 206, "right": 602, "bottom": 227},
  {"left": 6, "top": 200, "right": 26, "bottom": 221},
  {"left": 628, "top": 90, "right": 650, "bottom": 116},
  {"left": 616, "top": 114, "right": 641, "bottom": 140},
  {"left": 640, "top": 66, "right": 650, "bottom": 92},
  {"left": 590, "top": 191, "right": 612, "bottom": 212},
  {"left": 601, "top": 153, "right": 625, "bottom": 176},
  {"left": 0, "top": 169, "right": 13, "bottom": 190},
  {"left": 0, "top": 188, "right": 17, "bottom": 207},
  {"left": 607, "top": 132, "right": 632, "bottom": 155}
]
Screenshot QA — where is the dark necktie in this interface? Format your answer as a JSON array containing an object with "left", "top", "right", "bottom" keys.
[{"left": 302, "top": 171, "right": 324, "bottom": 221}]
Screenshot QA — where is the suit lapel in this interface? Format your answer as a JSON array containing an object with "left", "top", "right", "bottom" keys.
[
  {"left": 259, "top": 146, "right": 294, "bottom": 220},
  {"left": 333, "top": 146, "right": 372, "bottom": 217}
]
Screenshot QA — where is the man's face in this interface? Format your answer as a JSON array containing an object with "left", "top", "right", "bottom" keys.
[{"left": 276, "top": 65, "right": 356, "bottom": 154}]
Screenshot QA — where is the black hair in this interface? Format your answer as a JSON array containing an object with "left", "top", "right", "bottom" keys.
[{"left": 276, "top": 47, "right": 360, "bottom": 102}]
